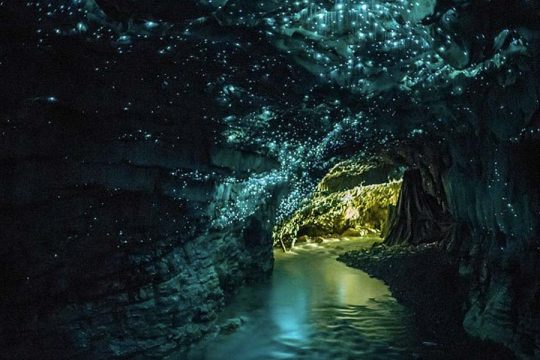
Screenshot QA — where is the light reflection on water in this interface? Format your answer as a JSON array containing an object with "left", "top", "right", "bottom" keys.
[{"left": 188, "top": 242, "right": 421, "bottom": 360}]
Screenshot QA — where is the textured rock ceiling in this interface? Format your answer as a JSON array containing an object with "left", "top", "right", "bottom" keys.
[{"left": 4, "top": 0, "right": 539, "bottom": 222}]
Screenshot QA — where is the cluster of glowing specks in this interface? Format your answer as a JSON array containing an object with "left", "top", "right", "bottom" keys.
[
  {"left": 268, "top": 0, "right": 436, "bottom": 96},
  {"left": 211, "top": 170, "right": 288, "bottom": 228},
  {"left": 215, "top": 103, "right": 400, "bottom": 228},
  {"left": 25, "top": 0, "right": 532, "bottom": 102},
  {"left": 260, "top": 0, "right": 531, "bottom": 100}
]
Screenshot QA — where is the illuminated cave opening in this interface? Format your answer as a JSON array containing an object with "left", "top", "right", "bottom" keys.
[{"left": 273, "top": 160, "right": 404, "bottom": 251}]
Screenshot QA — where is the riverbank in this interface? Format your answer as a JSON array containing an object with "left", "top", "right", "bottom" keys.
[{"left": 337, "top": 243, "right": 517, "bottom": 359}]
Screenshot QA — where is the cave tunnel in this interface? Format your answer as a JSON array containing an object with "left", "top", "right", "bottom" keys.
[{"left": 1, "top": 0, "right": 540, "bottom": 359}]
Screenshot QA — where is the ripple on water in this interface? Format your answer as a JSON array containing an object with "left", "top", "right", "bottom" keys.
[{"left": 301, "top": 300, "right": 418, "bottom": 359}]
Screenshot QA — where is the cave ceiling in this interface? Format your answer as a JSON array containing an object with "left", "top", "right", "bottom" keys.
[{"left": 3, "top": 0, "right": 539, "bottom": 222}]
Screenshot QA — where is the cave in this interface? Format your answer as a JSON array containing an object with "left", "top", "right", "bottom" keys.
[{"left": 1, "top": 0, "right": 540, "bottom": 359}]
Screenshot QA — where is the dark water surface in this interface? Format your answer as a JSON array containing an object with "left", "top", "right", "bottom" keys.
[{"left": 187, "top": 240, "right": 464, "bottom": 359}]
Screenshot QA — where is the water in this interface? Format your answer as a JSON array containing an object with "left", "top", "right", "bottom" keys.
[{"left": 187, "top": 240, "right": 438, "bottom": 360}]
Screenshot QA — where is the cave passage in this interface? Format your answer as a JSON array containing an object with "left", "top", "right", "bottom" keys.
[
  {"left": 189, "top": 160, "right": 514, "bottom": 359},
  {"left": 2, "top": 0, "right": 540, "bottom": 358}
]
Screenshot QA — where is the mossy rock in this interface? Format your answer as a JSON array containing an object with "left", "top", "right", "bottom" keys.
[{"left": 274, "top": 160, "right": 402, "bottom": 250}]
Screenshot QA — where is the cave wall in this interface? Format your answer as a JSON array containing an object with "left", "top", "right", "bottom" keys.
[
  {"left": 383, "top": 61, "right": 540, "bottom": 358},
  {"left": 444, "top": 114, "right": 540, "bottom": 357},
  {"left": 439, "top": 33, "right": 540, "bottom": 360},
  {"left": 0, "top": 3, "right": 294, "bottom": 358},
  {"left": 363, "top": 2, "right": 540, "bottom": 356},
  {"left": 0, "top": 100, "right": 286, "bottom": 359},
  {"left": 383, "top": 168, "right": 450, "bottom": 246}
]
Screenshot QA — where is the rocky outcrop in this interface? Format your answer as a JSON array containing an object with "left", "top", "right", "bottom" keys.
[
  {"left": 383, "top": 168, "right": 451, "bottom": 246},
  {"left": 273, "top": 161, "right": 401, "bottom": 249}
]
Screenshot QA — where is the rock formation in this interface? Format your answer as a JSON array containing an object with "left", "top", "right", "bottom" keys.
[{"left": 273, "top": 161, "right": 402, "bottom": 249}]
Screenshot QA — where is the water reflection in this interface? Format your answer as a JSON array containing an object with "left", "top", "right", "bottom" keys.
[{"left": 188, "top": 242, "right": 419, "bottom": 360}]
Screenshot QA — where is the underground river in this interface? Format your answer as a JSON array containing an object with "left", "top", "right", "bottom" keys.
[{"left": 188, "top": 239, "right": 451, "bottom": 359}]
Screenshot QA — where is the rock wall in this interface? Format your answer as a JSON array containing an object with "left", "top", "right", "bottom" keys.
[
  {"left": 438, "top": 29, "right": 540, "bottom": 360},
  {"left": 368, "top": 2, "right": 540, "bottom": 356},
  {"left": 382, "top": 77, "right": 540, "bottom": 358},
  {"left": 444, "top": 118, "right": 540, "bottom": 358},
  {"left": 383, "top": 168, "right": 450, "bottom": 246},
  {"left": 0, "top": 99, "right": 286, "bottom": 359},
  {"left": 0, "top": 3, "right": 293, "bottom": 357}
]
